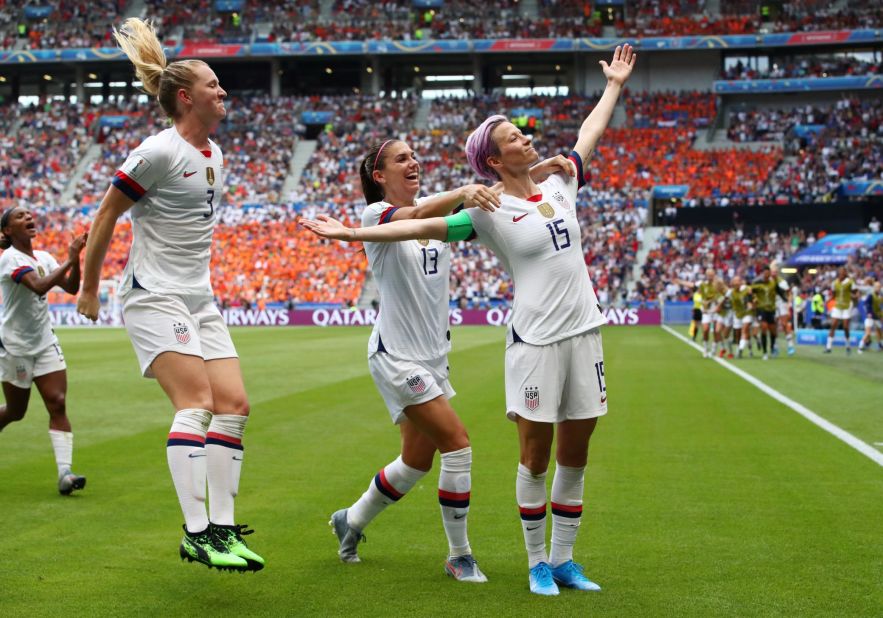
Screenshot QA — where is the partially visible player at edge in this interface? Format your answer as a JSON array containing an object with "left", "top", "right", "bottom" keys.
[
  {"left": 858, "top": 278, "right": 882, "bottom": 353},
  {"left": 302, "top": 43, "right": 636, "bottom": 597},
  {"left": 0, "top": 207, "right": 87, "bottom": 495},
  {"left": 825, "top": 266, "right": 856, "bottom": 354},
  {"left": 76, "top": 18, "right": 263, "bottom": 571}
]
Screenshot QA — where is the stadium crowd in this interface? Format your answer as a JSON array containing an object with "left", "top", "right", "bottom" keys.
[
  {"left": 722, "top": 56, "right": 881, "bottom": 81},
  {"left": 3, "top": 0, "right": 882, "bottom": 49}
]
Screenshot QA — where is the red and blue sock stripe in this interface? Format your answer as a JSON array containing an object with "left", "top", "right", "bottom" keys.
[
  {"left": 205, "top": 431, "right": 244, "bottom": 451},
  {"left": 374, "top": 468, "right": 404, "bottom": 502},
  {"left": 167, "top": 432, "right": 205, "bottom": 448},
  {"left": 438, "top": 489, "right": 470, "bottom": 509},
  {"left": 551, "top": 501, "right": 583, "bottom": 519},
  {"left": 519, "top": 504, "right": 547, "bottom": 521}
]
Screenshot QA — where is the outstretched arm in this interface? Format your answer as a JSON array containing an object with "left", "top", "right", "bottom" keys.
[
  {"left": 572, "top": 44, "right": 636, "bottom": 166},
  {"left": 391, "top": 184, "right": 501, "bottom": 221},
  {"left": 301, "top": 214, "right": 448, "bottom": 243}
]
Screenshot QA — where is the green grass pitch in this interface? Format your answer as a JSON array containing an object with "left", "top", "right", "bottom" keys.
[{"left": 2, "top": 326, "right": 881, "bottom": 616}]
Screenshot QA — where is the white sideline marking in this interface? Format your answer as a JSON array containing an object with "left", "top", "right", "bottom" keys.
[{"left": 662, "top": 325, "right": 883, "bottom": 467}]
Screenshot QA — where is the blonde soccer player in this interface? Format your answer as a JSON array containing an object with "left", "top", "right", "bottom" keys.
[
  {"left": 76, "top": 18, "right": 262, "bottom": 571},
  {"left": 303, "top": 44, "right": 636, "bottom": 597},
  {"left": 0, "top": 206, "right": 87, "bottom": 495}
]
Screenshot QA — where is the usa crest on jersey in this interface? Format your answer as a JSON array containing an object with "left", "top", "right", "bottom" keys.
[
  {"left": 524, "top": 385, "right": 540, "bottom": 411},
  {"left": 173, "top": 322, "right": 191, "bottom": 344},
  {"left": 406, "top": 375, "right": 426, "bottom": 394}
]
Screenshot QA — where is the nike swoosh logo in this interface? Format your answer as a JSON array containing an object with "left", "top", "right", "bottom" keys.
[
  {"left": 232, "top": 456, "right": 243, "bottom": 461},
  {"left": 526, "top": 525, "right": 542, "bottom": 531},
  {"left": 453, "top": 513, "right": 467, "bottom": 520},
  {"left": 600, "top": 396, "right": 607, "bottom": 404},
  {"left": 183, "top": 171, "right": 197, "bottom": 178},
  {"left": 513, "top": 213, "right": 528, "bottom": 222},
  {"left": 187, "top": 453, "right": 205, "bottom": 458}
]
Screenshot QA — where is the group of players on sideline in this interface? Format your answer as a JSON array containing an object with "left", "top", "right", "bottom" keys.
[
  {"left": 1, "top": 17, "right": 643, "bottom": 597},
  {"left": 681, "top": 264, "right": 883, "bottom": 359}
]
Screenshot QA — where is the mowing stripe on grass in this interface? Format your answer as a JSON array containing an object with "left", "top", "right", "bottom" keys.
[{"left": 662, "top": 325, "right": 883, "bottom": 468}]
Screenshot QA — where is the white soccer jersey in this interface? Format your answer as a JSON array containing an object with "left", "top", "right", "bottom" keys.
[
  {"left": 0, "top": 247, "right": 60, "bottom": 356},
  {"left": 112, "top": 127, "right": 223, "bottom": 298},
  {"left": 362, "top": 199, "right": 452, "bottom": 360},
  {"left": 465, "top": 172, "right": 607, "bottom": 346}
]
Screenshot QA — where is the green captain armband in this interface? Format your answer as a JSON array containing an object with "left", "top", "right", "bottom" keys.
[{"left": 444, "top": 210, "right": 475, "bottom": 242}]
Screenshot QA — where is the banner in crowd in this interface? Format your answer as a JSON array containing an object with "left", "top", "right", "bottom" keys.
[
  {"left": 713, "top": 75, "right": 883, "bottom": 94},
  {"left": 49, "top": 306, "right": 661, "bottom": 327},
  {"left": 5, "top": 30, "right": 883, "bottom": 64},
  {"left": 787, "top": 233, "right": 883, "bottom": 265}
]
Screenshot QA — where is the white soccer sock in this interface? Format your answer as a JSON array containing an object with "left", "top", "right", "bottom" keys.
[
  {"left": 167, "top": 408, "right": 211, "bottom": 533},
  {"left": 711, "top": 341, "right": 717, "bottom": 354},
  {"left": 549, "top": 464, "right": 585, "bottom": 567},
  {"left": 347, "top": 456, "right": 426, "bottom": 532},
  {"left": 48, "top": 429, "right": 73, "bottom": 477},
  {"left": 206, "top": 414, "right": 248, "bottom": 526},
  {"left": 826, "top": 336, "right": 833, "bottom": 350},
  {"left": 739, "top": 337, "right": 748, "bottom": 351},
  {"left": 786, "top": 332, "right": 794, "bottom": 345},
  {"left": 516, "top": 463, "right": 548, "bottom": 568},
  {"left": 439, "top": 447, "right": 472, "bottom": 558}
]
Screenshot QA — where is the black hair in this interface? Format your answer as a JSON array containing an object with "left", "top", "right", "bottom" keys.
[
  {"left": 359, "top": 140, "right": 399, "bottom": 206},
  {"left": 0, "top": 207, "right": 21, "bottom": 250}
]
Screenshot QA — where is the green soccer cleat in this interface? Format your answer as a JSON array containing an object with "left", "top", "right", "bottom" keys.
[
  {"left": 212, "top": 523, "right": 265, "bottom": 571},
  {"left": 179, "top": 525, "right": 249, "bottom": 571}
]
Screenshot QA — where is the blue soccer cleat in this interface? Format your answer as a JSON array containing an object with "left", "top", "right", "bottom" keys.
[
  {"left": 528, "top": 562, "right": 559, "bottom": 596},
  {"left": 551, "top": 560, "right": 601, "bottom": 591},
  {"left": 787, "top": 345, "right": 795, "bottom": 356}
]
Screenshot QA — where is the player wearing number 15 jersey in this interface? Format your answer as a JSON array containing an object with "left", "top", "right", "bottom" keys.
[{"left": 76, "top": 18, "right": 262, "bottom": 572}]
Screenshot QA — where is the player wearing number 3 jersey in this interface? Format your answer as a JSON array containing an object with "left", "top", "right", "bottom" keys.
[
  {"left": 76, "top": 18, "right": 263, "bottom": 572},
  {"left": 301, "top": 43, "right": 636, "bottom": 597}
]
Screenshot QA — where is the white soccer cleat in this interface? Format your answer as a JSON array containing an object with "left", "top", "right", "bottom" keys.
[
  {"left": 444, "top": 554, "right": 488, "bottom": 583},
  {"left": 58, "top": 469, "right": 86, "bottom": 495}
]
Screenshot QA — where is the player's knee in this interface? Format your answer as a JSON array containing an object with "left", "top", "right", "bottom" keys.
[
  {"left": 6, "top": 405, "right": 27, "bottom": 421},
  {"left": 226, "top": 396, "right": 249, "bottom": 416},
  {"left": 521, "top": 452, "right": 550, "bottom": 475},
  {"left": 44, "top": 391, "right": 66, "bottom": 416}
]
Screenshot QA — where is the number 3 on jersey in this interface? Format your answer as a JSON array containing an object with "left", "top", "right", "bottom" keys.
[
  {"left": 204, "top": 189, "right": 215, "bottom": 218},
  {"left": 421, "top": 247, "right": 438, "bottom": 275}
]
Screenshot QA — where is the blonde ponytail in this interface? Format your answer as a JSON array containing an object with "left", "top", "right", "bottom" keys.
[
  {"left": 113, "top": 18, "right": 166, "bottom": 97},
  {"left": 113, "top": 18, "right": 206, "bottom": 119}
]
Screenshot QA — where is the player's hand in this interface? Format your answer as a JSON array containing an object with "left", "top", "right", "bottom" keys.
[
  {"left": 600, "top": 44, "right": 636, "bottom": 86},
  {"left": 460, "top": 184, "right": 501, "bottom": 212},
  {"left": 299, "top": 214, "right": 356, "bottom": 241},
  {"left": 69, "top": 233, "right": 87, "bottom": 260},
  {"left": 77, "top": 292, "right": 100, "bottom": 322},
  {"left": 530, "top": 154, "right": 577, "bottom": 183}
]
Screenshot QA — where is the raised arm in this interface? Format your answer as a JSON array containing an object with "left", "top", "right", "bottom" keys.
[
  {"left": 77, "top": 186, "right": 136, "bottom": 320},
  {"left": 301, "top": 214, "right": 449, "bottom": 243},
  {"left": 572, "top": 44, "right": 636, "bottom": 166}
]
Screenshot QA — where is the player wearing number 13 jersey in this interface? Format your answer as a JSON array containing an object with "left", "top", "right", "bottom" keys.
[
  {"left": 300, "top": 43, "right": 637, "bottom": 597},
  {"left": 76, "top": 18, "right": 262, "bottom": 572}
]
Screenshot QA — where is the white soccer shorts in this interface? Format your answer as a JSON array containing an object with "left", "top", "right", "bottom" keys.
[
  {"left": 733, "top": 314, "right": 753, "bottom": 329},
  {"left": 122, "top": 289, "right": 238, "bottom": 378},
  {"left": 368, "top": 352, "right": 455, "bottom": 425},
  {"left": 716, "top": 311, "right": 732, "bottom": 326},
  {"left": 865, "top": 317, "right": 881, "bottom": 330},
  {"left": 0, "top": 341, "right": 66, "bottom": 389},
  {"left": 701, "top": 312, "right": 715, "bottom": 326},
  {"left": 830, "top": 307, "right": 853, "bottom": 321},
  {"left": 504, "top": 328, "right": 607, "bottom": 424},
  {"left": 776, "top": 299, "right": 790, "bottom": 318}
]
